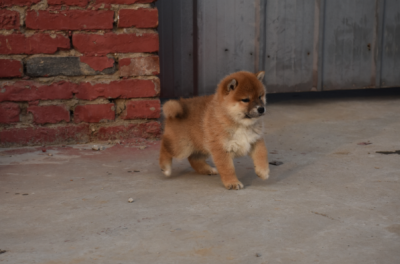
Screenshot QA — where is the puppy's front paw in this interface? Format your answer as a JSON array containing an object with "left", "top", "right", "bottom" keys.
[
  {"left": 223, "top": 180, "right": 244, "bottom": 190},
  {"left": 255, "top": 166, "right": 270, "bottom": 180}
]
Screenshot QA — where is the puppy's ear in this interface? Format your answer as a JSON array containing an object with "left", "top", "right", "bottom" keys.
[
  {"left": 227, "top": 79, "right": 237, "bottom": 92},
  {"left": 256, "top": 71, "right": 265, "bottom": 81}
]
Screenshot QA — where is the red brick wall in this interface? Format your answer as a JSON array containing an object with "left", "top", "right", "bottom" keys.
[{"left": 0, "top": 0, "right": 160, "bottom": 147}]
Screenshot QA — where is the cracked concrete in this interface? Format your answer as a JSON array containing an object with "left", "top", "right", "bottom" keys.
[{"left": 1, "top": 90, "right": 400, "bottom": 263}]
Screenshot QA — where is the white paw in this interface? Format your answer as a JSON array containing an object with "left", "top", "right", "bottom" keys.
[
  {"left": 208, "top": 167, "right": 218, "bottom": 175},
  {"left": 256, "top": 167, "right": 270, "bottom": 180},
  {"left": 224, "top": 180, "right": 244, "bottom": 190},
  {"left": 161, "top": 165, "right": 172, "bottom": 177},
  {"left": 226, "top": 142, "right": 239, "bottom": 153}
]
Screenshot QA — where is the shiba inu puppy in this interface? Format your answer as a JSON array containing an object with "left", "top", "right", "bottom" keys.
[{"left": 159, "top": 71, "right": 269, "bottom": 190}]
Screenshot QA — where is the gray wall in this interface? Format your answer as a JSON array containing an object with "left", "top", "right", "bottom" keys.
[
  {"left": 156, "top": 0, "right": 400, "bottom": 97},
  {"left": 156, "top": 0, "right": 194, "bottom": 98}
]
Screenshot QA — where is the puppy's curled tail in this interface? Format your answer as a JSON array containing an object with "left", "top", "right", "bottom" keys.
[{"left": 163, "top": 100, "right": 184, "bottom": 119}]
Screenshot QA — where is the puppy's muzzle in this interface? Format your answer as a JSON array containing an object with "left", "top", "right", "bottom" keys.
[{"left": 246, "top": 106, "right": 265, "bottom": 118}]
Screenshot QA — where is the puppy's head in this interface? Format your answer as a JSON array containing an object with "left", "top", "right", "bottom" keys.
[{"left": 218, "top": 71, "right": 266, "bottom": 125}]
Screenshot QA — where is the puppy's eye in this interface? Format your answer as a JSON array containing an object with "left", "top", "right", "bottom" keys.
[{"left": 241, "top": 98, "right": 250, "bottom": 103}]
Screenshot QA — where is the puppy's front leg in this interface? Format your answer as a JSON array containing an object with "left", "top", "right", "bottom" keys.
[
  {"left": 250, "top": 139, "right": 270, "bottom": 180},
  {"left": 211, "top": 148, "right": 243, "bottom": 190}
]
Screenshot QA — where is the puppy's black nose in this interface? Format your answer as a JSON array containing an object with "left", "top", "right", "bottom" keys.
[{"left": 258, "top": 107, "right": 265, "bottom": 114}]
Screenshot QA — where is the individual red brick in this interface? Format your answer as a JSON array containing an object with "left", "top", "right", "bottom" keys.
[
  {"left": 26, "top": 10, "right": 113, "bottom": 30},
  {"left": 121, "top": 100, "right": 160, "bottom": 119},
  {"left": 0, "top": 10, "right": 20, "bottom": 29},
  {"left": 0, "top": 59, "right": 22, "bottom": 78},
  {"left": 119, "top": 56, "right": 159, "bottom": 77},
  {"left": 48, "top": 0, "right": 89, "bottom": 7},
  {"left": 28, "top": 105, "right": 70, "bottom": 124},
  {"left": 0, "top": 33, "right": 70, "bottom": 55},
  {"left": 73, "top": 32, "right": 158, "bottom": 56},
  {"left": 0, "top": 81, "right": 77, "bottom": 102},
  {"left": 74, "top": 104, "right": 115, "bottom": 123},
  {"left": 0, "top": 0, "right": 40, "bottom": 7},
  {"left": 97, "top": 121, "right": 161, "bottom": 140},
  {"left": 79, "top": 56, "right": 114, "bottom": 72},
  {"left": 0, "top": 124, "right": 90, "bottom": 147},
  {"left": 118, "top": 8, "right": 158, "bottom": 28},
  {"left": 96, "top": 0, "right": 155, "bottom": 4},
  {"left": 0, "top": 102, "right": 19, "bottom": 124},
  {"left": 75, "top": 79, "right": 160, "bottom": 100}
]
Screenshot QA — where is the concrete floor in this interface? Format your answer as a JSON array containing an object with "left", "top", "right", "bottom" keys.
[{"left": 1, "top": 91, "right": 400, "bottom": 264}]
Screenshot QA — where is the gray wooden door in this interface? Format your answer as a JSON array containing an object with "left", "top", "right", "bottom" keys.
[{"left": 156, "top": 0, "right": 400, "bottom": 97}]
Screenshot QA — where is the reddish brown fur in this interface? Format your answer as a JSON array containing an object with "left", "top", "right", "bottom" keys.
[{"left": 159, "top": 71, "right": 270, "bottom": 190}]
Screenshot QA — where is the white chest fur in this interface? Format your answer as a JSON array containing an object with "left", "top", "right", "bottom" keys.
[{"left": 224, "top": 122, "right": 263, "bottom": 157}]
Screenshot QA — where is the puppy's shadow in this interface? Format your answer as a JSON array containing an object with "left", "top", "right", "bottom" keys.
[
  {"left": 165, "top": 167, "right": 193, "bottom": 179},
  {"left": 164, "top": 157, "right": 298, "bottom": 188},
  {"left": 164, "top": 160, "right": 215, "bottom": 180},
  {"left": 234, "top": 157, "right": 296, "bottom": 188},
  {"left": 236, "top": 167, "right": 261, "bottom": 187}
]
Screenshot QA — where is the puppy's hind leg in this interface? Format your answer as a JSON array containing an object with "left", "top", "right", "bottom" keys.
[
  {"left": 159, "top": 139, "right": 173, "bottom": 177},
  {"left": 188, "top": 153, "right": 218, "bottom": 175}
]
